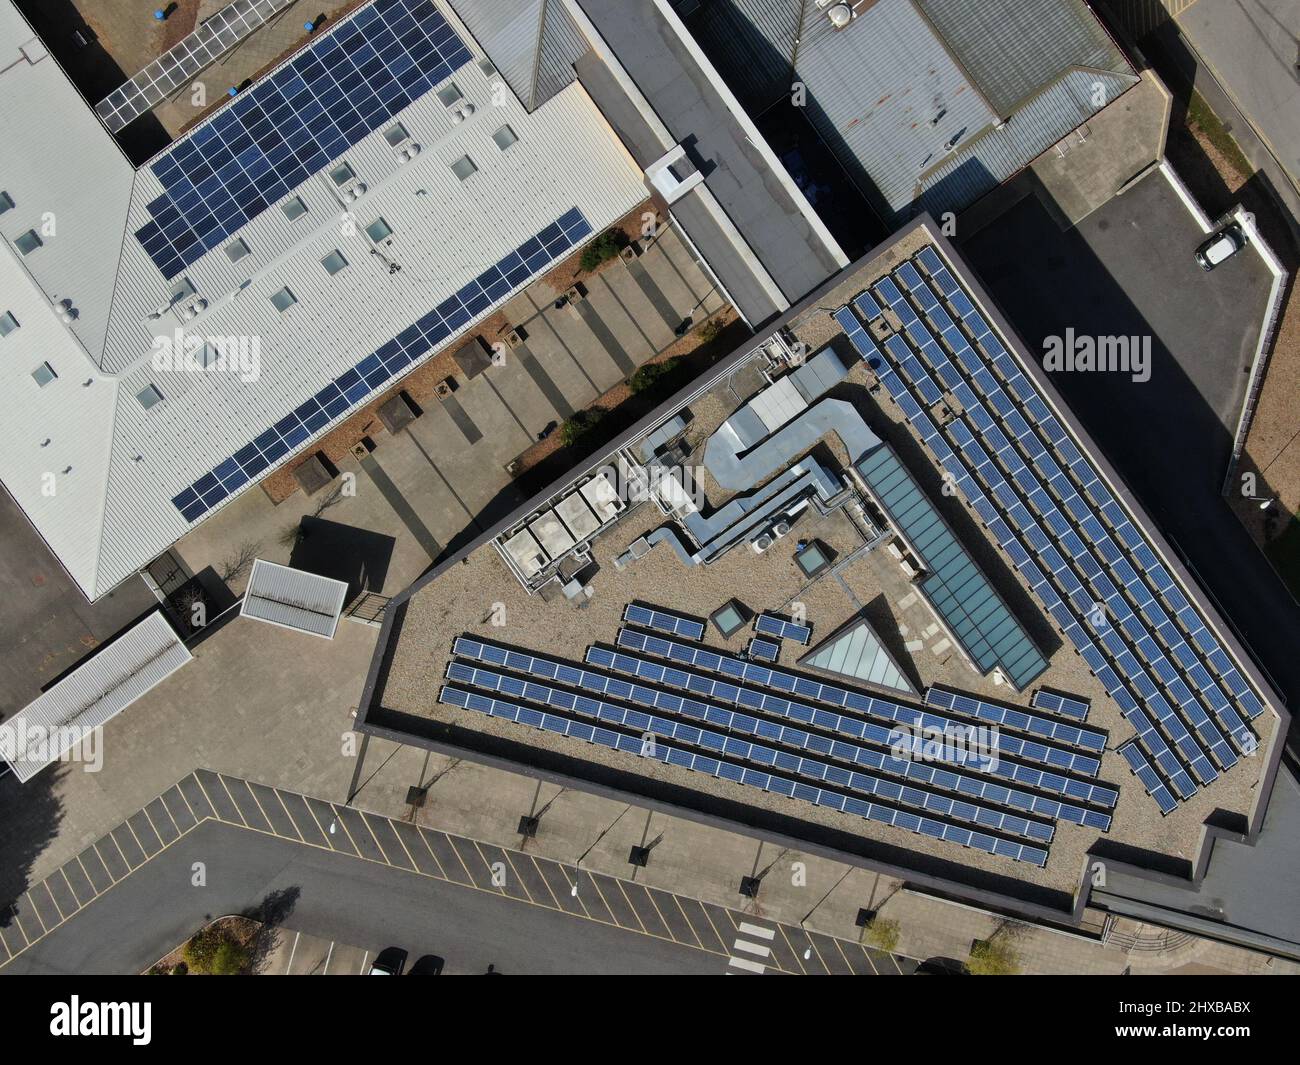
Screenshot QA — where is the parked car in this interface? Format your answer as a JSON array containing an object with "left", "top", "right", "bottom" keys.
[
  {"left": 1195, "top": 222, "right": 1247, "bottom": 270},
  {"left": 408, "top": 954, "right": 444, "bottom": 975},
  {"left": 368, "top": 947, "right": 407, "bottom": 975}
]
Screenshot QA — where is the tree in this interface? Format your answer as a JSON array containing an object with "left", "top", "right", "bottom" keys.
[
  {"left": 863, "top": 917, "right": 901, "bottom": 953},
  {"left": 967, "top": 933, "right": 1022, "bottom": 975}
]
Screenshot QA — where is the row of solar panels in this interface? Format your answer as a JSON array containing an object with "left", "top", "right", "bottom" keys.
[
  {"left": 623, "top": 603, "right": 706, "bottom": 641},
  {"left": 923, "top": 687, "right": 1105, "bottom": 753},
  {"left": 755, "top": 613, "right": 812, "bottom": 645},
  {"left": 446, "top": 660, "right": 1055, "bottom": 842},
  {"left": 611, "top": 629, "right": 1111, "bottom": 790},
  {"left": 1031, "top": 689, "right": 1091, "bottom": 722},
  {"left": 139, "top": 0, "right": 471, "bottom": 277},
  {"left": 840, "top": 246, "right": 1266, "bottom": 810},
  {"left": 589, "top": 641, "right": 1115, "bottom": 827},
  {"left": 447, "top": 638, "right": 1059, "bottom": 864},
  {"left": 840, "top": 295, "right": 1209, "bottom": 804},
  {"left": 1117, "top": 739, "right": 1178, "bottom": 815},
  {"left": 171, "top": 209, "right": 591, "bottom": 523},
  {"left": 441, "top": 682, "right": 1047, "bottom": 864}
]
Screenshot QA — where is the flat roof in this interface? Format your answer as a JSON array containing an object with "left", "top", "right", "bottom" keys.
[{"left": 357, "top": 218, "right": 1287, "bottom": 921}]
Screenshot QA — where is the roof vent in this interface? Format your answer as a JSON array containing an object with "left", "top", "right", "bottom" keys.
[{"left": 827, "top": 3, "right": 853, "bottom": 28}]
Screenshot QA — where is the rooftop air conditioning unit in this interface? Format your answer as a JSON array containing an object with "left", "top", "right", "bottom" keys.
[
  {"left": 751, "top": 534, "right": 775, "bottom": 554},
  {"left": 827, "top": 3, "right": 853, "bottom": 28},
  {"left": 772, "top": 521, "right": 792, "bottom": 539}
]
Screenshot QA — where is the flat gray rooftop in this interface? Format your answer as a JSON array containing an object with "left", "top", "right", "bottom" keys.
[{"left": 576, "top": 0, "right": 843, "bottom": 312}]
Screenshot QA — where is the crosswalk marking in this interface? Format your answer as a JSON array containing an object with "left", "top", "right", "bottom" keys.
[
  {"left": 728, "top": 954, "right": 766, "bottom": 974},
  {"left": 728, "top": 921, "right": 778, "bottom": 973},
  {"left": 734, "top": 939, "right": 771, "bottom": 957},
  {"left": 738, "top": 921, "right": 776, "bottom": 940}
]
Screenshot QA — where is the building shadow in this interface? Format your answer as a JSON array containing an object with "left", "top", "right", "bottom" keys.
[
  {"left": 15, "top": 0, "right": 173, "bottom": 164},
  {"left": 0, "top": 764, "right": 67, "bottom": 929},
  {"left": 290, "top": 516, "right": 395, "bottom": 599},
  {"left": 959, "top": 168, "right": 1300, "bottom": 725}
]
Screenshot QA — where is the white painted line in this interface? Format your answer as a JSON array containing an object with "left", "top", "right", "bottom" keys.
[
  {"left": 738, "top": 922, "right": 776, "bottom": 940},
  {"left": 728, "top": 955, "right": 766, "bottom": 974},
  {"left": 285, "top": 931, "right": 300, "bottom": 975},
  {"left": 323, "top": 939, "right": 335, "bottom": 975},
  {"left": 358, "top": 950, "right": 370, "bottom": 975},
  {"left": 734, "top": 939, "right": 771, "bottom": 958}
]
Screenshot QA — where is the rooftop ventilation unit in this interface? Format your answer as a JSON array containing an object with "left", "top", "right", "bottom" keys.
[{"left": 824, "top": 2, "right": 854, "bottom": 28}]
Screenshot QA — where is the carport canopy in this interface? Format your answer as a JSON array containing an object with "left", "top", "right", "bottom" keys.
[
  {"left": 0, "top": 611, "right": 190, "bottom": 783},
  {"left": 240, "top": 559, "right": 349, "bottom": 639}
]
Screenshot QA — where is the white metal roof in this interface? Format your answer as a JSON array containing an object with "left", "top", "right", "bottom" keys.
[
  {"left": 240, "top": 559, "right": 350, "bottom": 639},
  {"left": 0, "top": 611, "right": 190, "bottom": 783},
  {"left": 0, "top": 0, "right": 646, "bottom": 602}
]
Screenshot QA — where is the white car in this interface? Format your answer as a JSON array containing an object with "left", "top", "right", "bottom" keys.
[{"left": 1195, "top": 223, "right": 1247, "bottom": 270}]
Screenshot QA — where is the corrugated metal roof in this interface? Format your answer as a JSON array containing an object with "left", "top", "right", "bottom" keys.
[
  {"left": 0, "top": 611, "right": 189, "bottom": 782},
  {"left": 795, "top": 0, "right": 996, "bottom": 217},
  {"left": 241, "top": 559, "right": 350, "bottom": 638},
  {"left": 0, "top": 0, "right": 647, "bottom": 601},
  {"left": 915, "top": 0, "right": 1133, "bottom": 117},
  {"left": 917, "top": 68, "right": 1136, "bottom": 218},
  {"left": 448, "top": 0, "right": 585, "bottom": 110}
]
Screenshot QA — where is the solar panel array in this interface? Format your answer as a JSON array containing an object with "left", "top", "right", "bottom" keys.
[
  {"left": 136, "top": 0, "right": 472, "bottom": 278},
  {"left": 748, "top": 638, "right": 780, "bottom": 662},
  {"left": 170, "top": 208, "right": 591, "bottom": 522},
  {"left": 755, "top": 614, "right": 812, "bottom": 645},
  {"left": 1032, "top": 689, "right": 1091, "bottom": 722},
  {"left": 1117, "top": 740, "right": 1177, "bottom": 815},
  {"left": 96, "top": 0, "right": 295, "bottom": 134},
  {"left": 924, "top": 687, "right": 1106, "bottom": 753},
  {"left": 611, "top": 628, "right": 1115, "bottom": 808},
  {"left": 447, "top": 636, "right": 1060, "bottom": 864},
  {"left": 623, "top": 603, "right": 706, "bottom": 641},
  {"left": 855, "top": 443, "right": 1047, "bottom": 690},
  {"left": 834, "top": 242, "right": 1267, "bottom": 815},
  {"left": 446, "top": 659, "right": 1054, "bottom": 844}
]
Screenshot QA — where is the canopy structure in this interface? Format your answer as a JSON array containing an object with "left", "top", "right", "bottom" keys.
[
  {"left": 0, "top": 611, "right": 189, "bottom": 782},
  {"left": 241, "top": 559, "right": 349, "bottom": 639}
]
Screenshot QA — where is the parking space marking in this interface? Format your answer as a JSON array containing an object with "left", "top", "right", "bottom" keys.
[
  {"left": 222, "top": 775, "right": 274, "bottom": 834},
  {"left": 128, "top": 810, "right": 163, "bottom": 858},
  {"left": 770, "top": 923, "right": 808, "bottom": 975},
  {"left": 161, "top": 785, "right": 197, "bottom": 833},
  {"left": 276, "top": 791, "right": 329, "bottom": 847},
  {"left": 59, "top": 861, "right": 94, "bottom": 908},
  {"left": 533, "top": 858, "right": 587, "bottom": 917},
  {"left": 446, "top": 836, "right": 496, "bottom": 890},
  {"left": 419, "top": 830, "right": 474, "bottom": 886},
  {"left": 0, "top": 773, "right": 914, "bottom": 976}
]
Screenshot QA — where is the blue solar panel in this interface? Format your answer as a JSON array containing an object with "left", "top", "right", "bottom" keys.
[
  {"left": 624, "top": 603, "right": 706, "bottom": 641},
  {"left": 755, "top": 614, "right": 812, "bottom": 645},
  {"left": 1030, "top": 689, "right": 1091, "bottom": 722},
  {"left": 1117, "top": 739, "right": 1178, "bottom": 814},
  {"left": 137, "top": 0, "right": 472, "bottom": 277},
  {"left": 748, "top": 638, "right": 780, "bottom": 662},
  {"left": 443, "top": 652, "right": 1051, "bottom": 863},
  {"left": 171, "top": 208, "right": 591, "bottom": 523}
]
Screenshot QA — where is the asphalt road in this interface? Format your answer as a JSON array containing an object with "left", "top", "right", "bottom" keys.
[{"left": 0, "top": 820, "right": 721, "bottom": 975}]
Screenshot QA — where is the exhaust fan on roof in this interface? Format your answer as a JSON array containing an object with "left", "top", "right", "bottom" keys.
[{"left": 826, "top": 3, "right": 853, "bottom": 28}]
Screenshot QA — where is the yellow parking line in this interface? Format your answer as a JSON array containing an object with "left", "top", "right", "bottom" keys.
[
  {"left": 668, "top": 893, "right": 704, "bottom": 948},
  {"left": 40, "top": 880, "right": 66, "bottom": 922},
  {"left": 501, "top": 850, "right": 539, "bottom": 904},
  {"left": 237, "top": 778, "right": 282, "bottom": 836},
  {"left": 172, "top": 777, "right": 202, "bottom": 824},
  {"left": 271, "top": 790, "right": 306, "bottom": 842},
  {"left": 326, "top": 805, "right": 364, "bottom": 856},
  {"left": 412, "top": 827, "right": 450, "bottom": 879},
  {"left": 775, "top": 923, "right": 809, "bottom": 976},
  {"left": 355, "top": 811, "right": 395, "bottom": 864}
]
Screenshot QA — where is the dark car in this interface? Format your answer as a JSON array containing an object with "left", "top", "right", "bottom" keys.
[
  {"left": 368, "top": 947, "right": 407, "bottom": 975},
  {"left": 408, "top": 955, "right": 444, "bottom": 975},
  {"left": 1195, "top": 222, "right": 1247, "bottom": 270}
]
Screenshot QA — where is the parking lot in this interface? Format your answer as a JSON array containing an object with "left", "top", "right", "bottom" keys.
[{"left": 0, "top": 771, "right": 913, "bottom": 975}]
